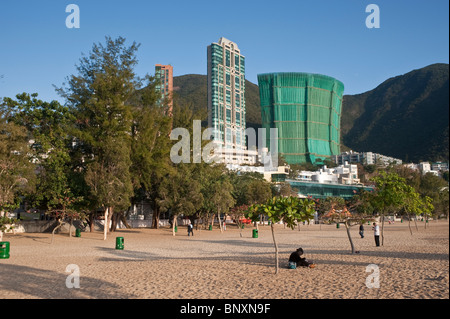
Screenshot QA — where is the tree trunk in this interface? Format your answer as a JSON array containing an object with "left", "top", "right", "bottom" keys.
[
  {"left": 103, "top": 207, "right": 109, "bottom": 241},
  {"left": 89, "top": 213, "right": 95, "bottom": 232},
  {"left": 0, "top": 230, "right": 3, "bottom": 242},
  {"left": 414, "top": 217, "right": 419, "bottom": 231},
  {"left": 344, "top": 221, "right": 355, "bottom": 254},
  {"left": 218, "top": 208, "right": 223, "bottom": 233},
  {"left": 172, "top": 214, "right": 177, "bottom": 236},
  {"left": 238, "top": 220, "right": 243, "bottom": 237},
  {"left": 110, "top": 207, "right": 118, "bottom": 232},
  {"left": 120, "top": 214, "right": 131, "bottom": 229},
  {"left": 51, "top": 219, "right": 63, "bottom": 244},
  {"left": 152, "top": 204, "right": 160, "bottom": 229},
  {"left": 271, "top": 223, "right": 279, "bottom": 274},
  {"left": 69, "top": 218, "right": 73, "bottom": 238},
  {"left": 381, "top": 214, "right": 385, "bottom": 246},
  {"left": 408, "top": 213, "right": 413, "bottom": 235}
]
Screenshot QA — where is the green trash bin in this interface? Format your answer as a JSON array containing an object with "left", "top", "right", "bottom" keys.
[
  {"left": 336, "top": 223, "right": 340, "bottom": 229},
  {"left": 0, "top": 242, "right": 10, "bottom": 259},
  {"left": 115, "top": 237, "right": 124, "bottom": 250},
  {"left": 252, "top": 229, "right": 258, "bottom": 238},
  {"left": 75, "top": 229, "right": 81, "bottom": 237},
  {"left": 209, "top": 224, "right": 212, "bottom": 231},
  {"left": 175, "top": 225, "right": 178, "bottom": 233}
]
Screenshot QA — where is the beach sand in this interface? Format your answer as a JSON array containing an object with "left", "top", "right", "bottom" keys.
[{"left": 0, "top": 220, "right": 448, "bottom": 299}]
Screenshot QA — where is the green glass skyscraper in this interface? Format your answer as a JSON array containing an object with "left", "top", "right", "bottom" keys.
[
  {"left": 207, "top": 37, "right": 246, "bottom": 151},
  {"left": 257, "top": 72, "right": 344, "bottom": 165}
]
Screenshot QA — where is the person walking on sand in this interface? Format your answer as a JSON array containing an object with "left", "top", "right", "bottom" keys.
[
  {"left": 187, "top": 222, "right": 194, "bottom": 237},
  {"left": 372, "top": 222, "right": 380, "bottom": 246},
  {"left": 359, "top": 223, "right": 364, "bottom": 238}
]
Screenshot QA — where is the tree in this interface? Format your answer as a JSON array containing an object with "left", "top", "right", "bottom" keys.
[
  {"left": 47, "top": 189, "right": 84, "bottom": 243},
  {"left": 57, "top": 37, "right": 139, "bottom": 239},
  {"left": 158, "top": 163, "right": 203, "bottom": 236},
  {"left": 370, "top": 171, "right": 409, "bottom": 245},
  {"left": 0, "top": 106, "right": 35, "bottom": 225},
  {"left": 418, "top": 172, "right": 448, "bottom": 219},
  {"left": 129, "top": 80, "right": 173, "bottom": 229},
  {"left": 230, "top": 204, "right": 249, "bottom": 236},
  {"left": 401, "top": 184, "right": 428, "bottom": 234},
  {"left": 2, "top": 93, "right": 88, "bottom": 229},
  {"left": 229, "top": 171, "right": 272, "bottom": 228},
  {"left": 320, "top": 193, "right": 375, "bottom": 254},
  {"left": 210, "top": 173, "right": 235, "bottom": 233},
  {"left": 245, "top": 196, "right": 315, "bottom": 274}
]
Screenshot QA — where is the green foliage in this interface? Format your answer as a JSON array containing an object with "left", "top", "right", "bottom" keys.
[
  {"left": 0, "top": 215, "right": 18, "bottom": 234},
  {"left": 2, "top": 93, "right": 79, "bottom": 211},
  {"left": 228, "top": 171, "right": 272, "bottom": 206},
  {"left": 370, "top": 171, "right": 409, "bottom": 215},
  {"left": 0, "top": 106, "right": 35, "bottom": 211},
  {"left": 158, "top": 163, "right": 203, "bottom": 218},
  {"left": 370, "top": 170, "right": 435, "bottom": 220},
  {"left": 57, "top": 36, "right": 140, "bottom": 215},
  {"left": 245, "top": 196, "right": 315, "bottom": 229}
]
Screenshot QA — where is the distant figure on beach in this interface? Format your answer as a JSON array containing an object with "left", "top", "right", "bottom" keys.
[
  {"left": 188, "top": 222, "right": 194, "bottom": 237},
  {"left": 288, "top": 248, "right": 315, "bottom": 268},
  {"left": 372, "top": 222, "right": 380, "bottom": 246},
  {"left": 359, "top": 224, "right": 364, "bottom": 238}
]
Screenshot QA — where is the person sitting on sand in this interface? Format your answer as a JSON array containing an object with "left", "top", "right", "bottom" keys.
[{"left": 289, "top": 248, "right": 315, "bottom": 268}]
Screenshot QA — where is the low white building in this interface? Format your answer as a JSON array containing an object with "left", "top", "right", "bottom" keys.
[
  {"left": 419, "top": 162, "right": 439, "bottom": 176},
  {"left": 296, "top": 162, "right": 360, "bottom": 185},
  {"left": 332, "top": 151, "right": 402, "bottom": 166}
]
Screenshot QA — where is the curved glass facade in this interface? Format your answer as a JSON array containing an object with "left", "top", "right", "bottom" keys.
[{"left": 257, "top": 72, "right": 344, "bottom": 164}]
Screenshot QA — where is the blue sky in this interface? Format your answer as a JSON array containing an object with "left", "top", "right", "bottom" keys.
[{"left": 0, "top": 0, "right": 448, "bottom": 103}]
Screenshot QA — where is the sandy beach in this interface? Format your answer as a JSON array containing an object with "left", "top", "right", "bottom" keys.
[{"left": 0, "top": 220, "right": 448, "bottom": 299}]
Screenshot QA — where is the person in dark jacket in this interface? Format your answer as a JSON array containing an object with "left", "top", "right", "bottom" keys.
[
  {"left": 289, "top": 248, "right": 315, "bottom": 268},
  {"left": 359, "top": 224, "right": 365, "bottom": 238},
  {"left": 187, "top": 222, "right": 194, "bottom": 236}
]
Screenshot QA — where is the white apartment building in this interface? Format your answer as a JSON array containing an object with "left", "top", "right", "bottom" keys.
[
  {"left": 296, "top": 162, "right": 360, "bottom": 185},
  {"left": 332, "top": 151, "right": 402, "bottom": 166}
]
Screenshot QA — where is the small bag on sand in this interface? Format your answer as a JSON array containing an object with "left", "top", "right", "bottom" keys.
[{"left": 288, "top": 261, "right": 297, "bottom": 269}]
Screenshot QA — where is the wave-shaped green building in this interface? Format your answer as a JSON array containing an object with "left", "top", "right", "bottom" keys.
[{"left": 257, "top": 72, "right": 344, "bottom": 164}]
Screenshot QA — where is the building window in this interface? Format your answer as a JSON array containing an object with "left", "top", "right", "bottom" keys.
[
  {"left": 225, "top": 50, "right": 231, "bottom": 67},
  {"left": 226, "top": 128, "right": 232, "bottom": 143},
  {"left": 226, "top": 109, "right": 231, "bottom": 124},
  {"left": 226, "top": 90, "right": 231, "bottom": 105}
]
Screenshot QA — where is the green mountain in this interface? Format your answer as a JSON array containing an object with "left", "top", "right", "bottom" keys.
[
  {"left": 172, "top": 63, "right": 449, "bottom": 163},
  {"left": 341, "top": 63, "right": 449, "bottom": 163},
  {"left": 172, "top": 74, "right": 262, "bottom": 131}
]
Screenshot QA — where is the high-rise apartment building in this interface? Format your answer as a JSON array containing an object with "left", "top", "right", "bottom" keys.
[
  {"left": 155, "top": 64, "right": 173, "bottom": 114},
  {"left": 207, "top": 37, "right": 246, "bottom": 151}
]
